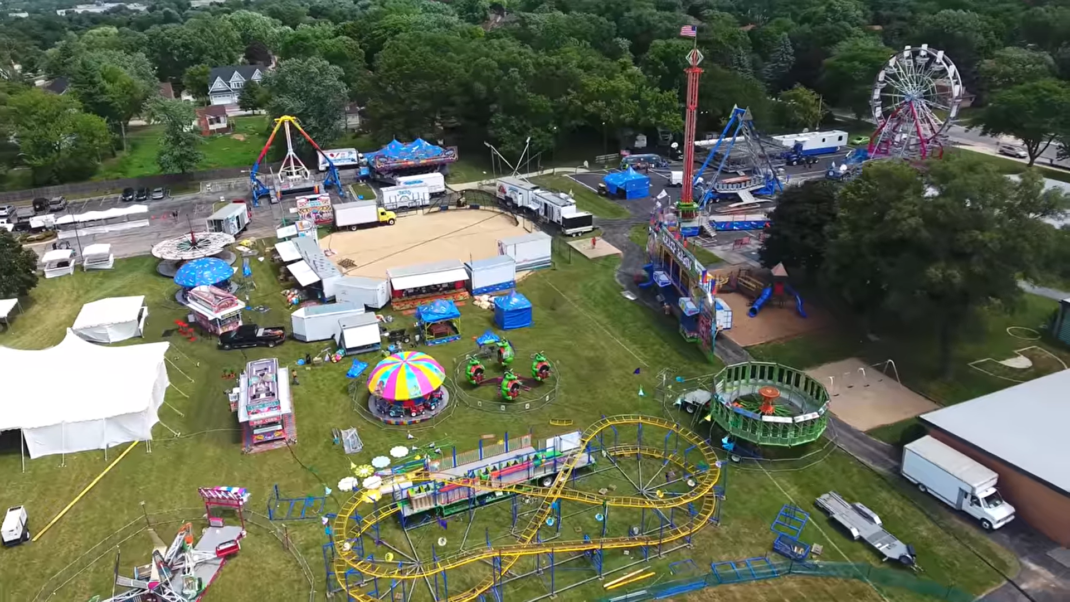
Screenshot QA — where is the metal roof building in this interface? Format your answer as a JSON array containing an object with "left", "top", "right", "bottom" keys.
[{"left": 920, "top": 370, "right": 1070, "bottom": 546}]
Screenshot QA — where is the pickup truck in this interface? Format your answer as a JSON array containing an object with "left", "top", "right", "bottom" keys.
[{"left": 218, "top": 325, "right": 287, "bottom": 350}]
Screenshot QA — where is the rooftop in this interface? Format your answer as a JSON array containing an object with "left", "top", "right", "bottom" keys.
[
  {"left": 920, "top": 370, "right": 1070, "bottom": 494},
  {"left": 387, "top": 259, "right": 465, "bottom": 279}
]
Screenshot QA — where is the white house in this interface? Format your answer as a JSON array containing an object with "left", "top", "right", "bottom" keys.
[{"left": 208, "top": 65, "right": 264, "bottom": 107}]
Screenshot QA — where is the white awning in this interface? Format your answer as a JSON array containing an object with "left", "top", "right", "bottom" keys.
[
  {"left": 82, "top": 243, "right": 112, "bottom": 257},
  {"left": 0, "top": 330, "right": 170, "bottom": 459},
  {"left": 56, "top": 204, "right": 148, "bottom": 225},
  {"left": 288, "top": 260, "right": 322, "bottom": 287},
  {"left": 391, "top": 268, "right": 469, "bottom": 291},
  {"left": 41, "top": 249, "right": 74, "bottom": 263},
  {"left": 276, "top": 225, "right": 299, "bottom": 239},
  {"left": 275, "top": 240, "right": 301, "bottom": 263},
  {"left": 0, "top": 298, "right": 18, "bottom": 320},
  {"left": 72, "top": 296, "right": 147, "bottom": 344}
]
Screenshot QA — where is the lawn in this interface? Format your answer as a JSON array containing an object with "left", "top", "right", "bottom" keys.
[
  {"left": 94, "top": 116, "right": 271, "bottom": 180},
  {"left": 0, "top": 242, "right": 1016, "bottom": 601},
  {"left": 531, "top": 174, "right": 631, "bottom": 219}
]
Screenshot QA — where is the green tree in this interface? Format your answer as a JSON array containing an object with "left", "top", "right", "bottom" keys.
[
  {"left": 698, "top": 65, "right": 769, "bottom": 129},
  {"left": 759, "top": 179, "right": 838, "bottom": 274},
  {"left": 182, "top": 65, "right": 210, "bottom": 102},
  {"left": 264, "top": 56, "right": 348, "bottom": 147},
  {"left": 761, "top": 33, "right": 793, "bottom": 90},
  {"left": 69, "top": 52, "right": 156, "bottom": 151},
  {"left": 914, "top": 10, "right": 999, "bottom": 93},
  {"left": 822, "top": 37, "right": 892, "bottom": 119},
  {"left": 979, "top": 47, "right": 1055, "bottom": 93},
  {"left": 825, "top": 156, "right": 1066, "bottom": 374},
  {"left": 281, "top": 25, "right": 367, "bottom": 100},
  {"left": 222, "top": 9, "right": 288, "bottom": 52},
  {"left": 0, "top": 230, "right": 38, "bottom": 299},
  {"left": 147, "top": 97, "right": 202, "bottom": 174},
  {"left": 454, "top": 0, "right": 490, "bottom": 25},
  {"left": 147, "top": 18, "right": 243, "bottom": 83},
  {"left": 976, "top": 79, "right": 1070, "bottom": 166},
  {"left": 639, "top": 39, "right": 693, "bottom": 95},
  {"left": 776, "top": 85, "right": 823, "bottom": 131},
  {"left": 238, "top": 81, "right": 270, "bottom": 112},
  {"left": 9, "top": 88, "right": 111, "bottom": 184}
]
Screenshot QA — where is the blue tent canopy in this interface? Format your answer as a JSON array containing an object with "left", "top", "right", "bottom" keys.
[
  {"left": 475, "top": 330, "right": 500, "bottom": 346},
  {"left": 494, "top": 293, "right": 533, "bottom": 330},
  {"left": 174, "top": 257, "right": 235, "bottom": 288},
  {"left": 602, "top": 168, "right": 651, "bottom": 200},
  {"left": 367, "top": 139, "right": 458, "bottom": 171},
  {"left": 416, "top": 299, "right": 461, "bottom": 323}
]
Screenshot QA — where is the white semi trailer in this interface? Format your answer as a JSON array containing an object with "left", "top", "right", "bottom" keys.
[{"left": 902, "top": 436, "right": 1015, "bottom": 530}]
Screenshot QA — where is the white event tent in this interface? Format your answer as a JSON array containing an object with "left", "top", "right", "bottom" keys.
[
  {"left": 0, "top": 330, "right": 170, "bottom": 462},
  {"left": 72, "top": 296, "right": 148, "bottom": 343}
]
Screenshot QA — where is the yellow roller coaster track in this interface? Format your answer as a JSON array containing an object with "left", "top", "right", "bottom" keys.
[{"left": 332, "top": 414, "right": 721, "bottom": 602}]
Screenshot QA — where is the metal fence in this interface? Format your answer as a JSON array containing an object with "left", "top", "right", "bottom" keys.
[{"left": 597, "top": 559, "right": 975, "bottom": 602}]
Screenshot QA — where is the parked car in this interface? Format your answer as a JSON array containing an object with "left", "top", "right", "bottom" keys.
[
  {"left": 849, "top": 135, "right": 869, "bottom": 146},
  {"left": 151, "top": 187, "right": 166, "bottom": 200},
  {"left": 997, "top": 144, "right": 1028, "bottom": 159},
  {"left": 218, "top": 324, "right": 287, "bottom": 350},
  {"left": 135, "top": 187, "right": 149, "bottom": 202},
  {"left": 120, "top": 187, "right": 136, "bottom": 202},
  {"left": 32, "top": 198, "right": 50, "bottom": 214},
  {"left": 0, "top": 205, "right": 14, "bottom": 220},
  {"left": 48, "top": 197, "right": 67, "bottom": 212}
]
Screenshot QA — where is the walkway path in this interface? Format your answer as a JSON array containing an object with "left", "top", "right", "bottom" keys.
[{"left": 1018, "top": 281, "right": 1070, "bottom": 302}]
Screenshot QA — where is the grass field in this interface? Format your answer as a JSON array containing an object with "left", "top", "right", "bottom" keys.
[
  {"left": 0, "top": 244, "right": 1018, "bottom": 601},
  {"left": 531, "top": 174, "right": 631, "bottom": 219},
  {"left": 94, "top": 116, "right": 271, "bottom": 180}
]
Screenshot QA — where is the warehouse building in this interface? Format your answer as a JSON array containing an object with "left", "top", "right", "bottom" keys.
[{"left": 919, "top": 370, "right": 1070, "bottom": 546}]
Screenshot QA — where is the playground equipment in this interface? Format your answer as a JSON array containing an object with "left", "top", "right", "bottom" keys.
[
  {"left": 869, "top": 44, "right": 963, "bottom": 160},
  {"left": 330, "top": 415, "right": 722, "bottom": 602},
  {"left": 250, "top": 115, "right": 343, "bottom": 203},
  {"left": 704, "top": 362, "right": 830, "bottom": 447}
]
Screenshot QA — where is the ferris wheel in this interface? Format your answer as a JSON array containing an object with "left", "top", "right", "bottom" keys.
[{"left": 869, "top": 43, "right": 964, "bottom": 160}]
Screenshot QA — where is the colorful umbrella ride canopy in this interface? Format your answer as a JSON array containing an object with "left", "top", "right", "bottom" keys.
[
  {"left": 173, "top": 257, "right": 235, "bottom": 288},
  {"left": 368, "top": 351, "right": 446, "bottom": 400}
]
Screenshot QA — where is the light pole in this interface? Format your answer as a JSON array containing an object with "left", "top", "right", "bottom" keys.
[
  {"left": 550, "top": 126, "right": 558, "bottom": 169},
  {"left": 64, "top": 203, "right": 84, "bottom": 257},
  {"left": 602, "top": 121, "right": 607, "bottom": 154}
]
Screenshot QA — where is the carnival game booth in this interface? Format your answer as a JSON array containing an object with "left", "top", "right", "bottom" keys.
[
  {"left": 466, "top": 255, "right": 516, "bottom": 295},
  {"left": 72, "top": 296, "right": 148, "bottom": 343},
  {"left": 367, "top": 351, "right": 450, "bottom": 425},
  {"left": 365, "top": 138, "right": 457, "bottom": 181},
  {"left": 0, "top": 330, "right": 169, "bottom": 463},
  {"left": 335, "top": 313, "right": 382, "bottom": 355},
  {"left": 416, "top": 299, "right": 461, "bottom": 346},
  {"left": 41, "top": 249, "right": 75, "bottom": 279},
  {"left": 602, "top": 168, "right": 651, "bottom": 200},
  {"left": 494, "top": 292, "right": 533, "bottom": 330},
  {"left": 291, "top": 302, "right": 365, "bottom": 342},
  {"left": 643, "top": 222, "right": 721, "bottom": 362},
  {"left": 81, "top": 243, "right": 114, "bottom": 271},
  {"left": 387, "top": 259, "right": 470, "bottom": 310},
  {"left": 185, "top": 285, "right": 243, "bottom": 336},
  {"left": 498, "top": 232, "right": 552, "bottom": 271},
  {"left": 237, "top": 357, "right": 295, "bottom": 453}
]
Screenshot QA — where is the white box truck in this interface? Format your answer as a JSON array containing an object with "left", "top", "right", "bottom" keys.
[
  {"left": 206, "top": 203, "right": 249, "bottom": 235},
  {"left": 531, "top": 190, "right": 594, "bottom": 236},
  {"left": 395, "top": 172, "right": 445, "bottom": 195},
  {"left": 902, "top": 436, "right": 1015, "bottom": 530},
  {"left": 380, "top": 184, "right": 431, "bottom": 210},
  {"left": 334, "top": 201, "right": 397, "bottom": 230}
]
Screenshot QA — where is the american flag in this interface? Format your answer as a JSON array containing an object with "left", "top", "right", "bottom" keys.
[{"left": 680, "top": 25, "right": 697, "bottom": 38}]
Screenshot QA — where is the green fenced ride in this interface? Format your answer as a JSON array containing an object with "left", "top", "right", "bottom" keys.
[{"left": 706, "top": 362, "right": 830, "bottom": 447}]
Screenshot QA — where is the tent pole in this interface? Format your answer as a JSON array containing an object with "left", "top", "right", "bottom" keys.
[{"left": 20, "top": 430, "right": 25, "bottom": 473}]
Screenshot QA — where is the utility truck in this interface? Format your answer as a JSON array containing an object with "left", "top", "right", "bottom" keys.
[
  {"left": 902, "top": 436, "right": 1015, "bottom": 530},
  {"left": 334, "top": 201, "right": 396, "bottom": 230}
]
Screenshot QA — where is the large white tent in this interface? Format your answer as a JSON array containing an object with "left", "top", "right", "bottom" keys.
[
  {"left": 0, "top": 330, "right": 170, "bottom": 460},
  {"left": 72, "top": 296, "right": 148, "bottom": 343}
]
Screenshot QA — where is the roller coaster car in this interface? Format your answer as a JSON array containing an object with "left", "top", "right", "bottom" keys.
[{"left": 466, "top": 358, "right": 486, "bottom": 385}]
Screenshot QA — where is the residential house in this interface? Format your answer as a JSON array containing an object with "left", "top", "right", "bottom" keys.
[
  {"left": 41, "top": 77, "right": 69, "bottom": 95},
  {"left": 195, "top": 105, "right": 232, "bottom": 136},
  {"left": 158, "top": 82, "right": 175, "bottom": 100},
  {"left": 208, "top": 65, "right": 264, "bottom": 107}
]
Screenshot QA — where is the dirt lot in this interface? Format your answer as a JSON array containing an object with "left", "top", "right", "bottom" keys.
[
  {"left": 322, "top": 210, "right": 529, "bottom": 278},
  {"left": 718, "top": 292, "right": 829, "bottom": 347},
  {"left": 807, "top": 358, "right": 939, "bottom": 431}
]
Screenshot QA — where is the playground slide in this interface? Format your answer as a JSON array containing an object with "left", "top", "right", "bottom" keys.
[
  {"left": 784, "top": 284, "right": 807, "bottom": 318},
  {"left": 748, "top": 286, "right": 773, "bottom": 317}
]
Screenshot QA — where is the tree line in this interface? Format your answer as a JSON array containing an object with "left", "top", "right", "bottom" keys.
[{"left": 3, "top": 0, "right": 1070, "bottom": 185}]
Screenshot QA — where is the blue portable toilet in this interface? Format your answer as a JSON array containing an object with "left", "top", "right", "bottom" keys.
[{"left": 494, "top": 293, "right": 533, "bottom": 330}]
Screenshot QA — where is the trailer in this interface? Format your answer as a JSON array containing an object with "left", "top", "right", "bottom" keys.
[
  {"left": 495, "top": 177, "right": 541, "bottom": 212},
  {"left": 466, "top": 255, "right": 516, "bottom": 295},
  {"left": 334, "top": 201, "right": 396, "bottom": 230},
  {"left": 380, "top": 184, "right": 431, "bottom": 210},
  {"left": 335, "top": 312, "right": 382, "bottom": 355},
  {"left": 334, "top": 276, "right": 392, "bottom": 309},
  {"left": 814, "top": 492, "right": 917, "bottom": 567},
  {"left": 770, "top": 131, "right": 847, "bottom": 156},
  {"left": 206, "top": 203, "right": 250, "bottom": 235},
  {"left": 291, "top": 302, "right": 365, "bottom": 342},
  {"left": 395, "top": 172, "right": 445, "bottom": 195},
  {"left": 902, "top": 436, "right": 1015, "bottom": 530},
  {"left": 498, "top": 232, "right": 552, "bottom": 271},
  {"left": 532, "top": 190, "right": 594, "bottom": 236}
]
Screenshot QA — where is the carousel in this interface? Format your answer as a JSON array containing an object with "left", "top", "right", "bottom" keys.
[
  {"left": 367, "top": 351, "right": 451, "bottom": 425},
  {"left": 151, "top": 230, "right": 237, "bottom": 277}
]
